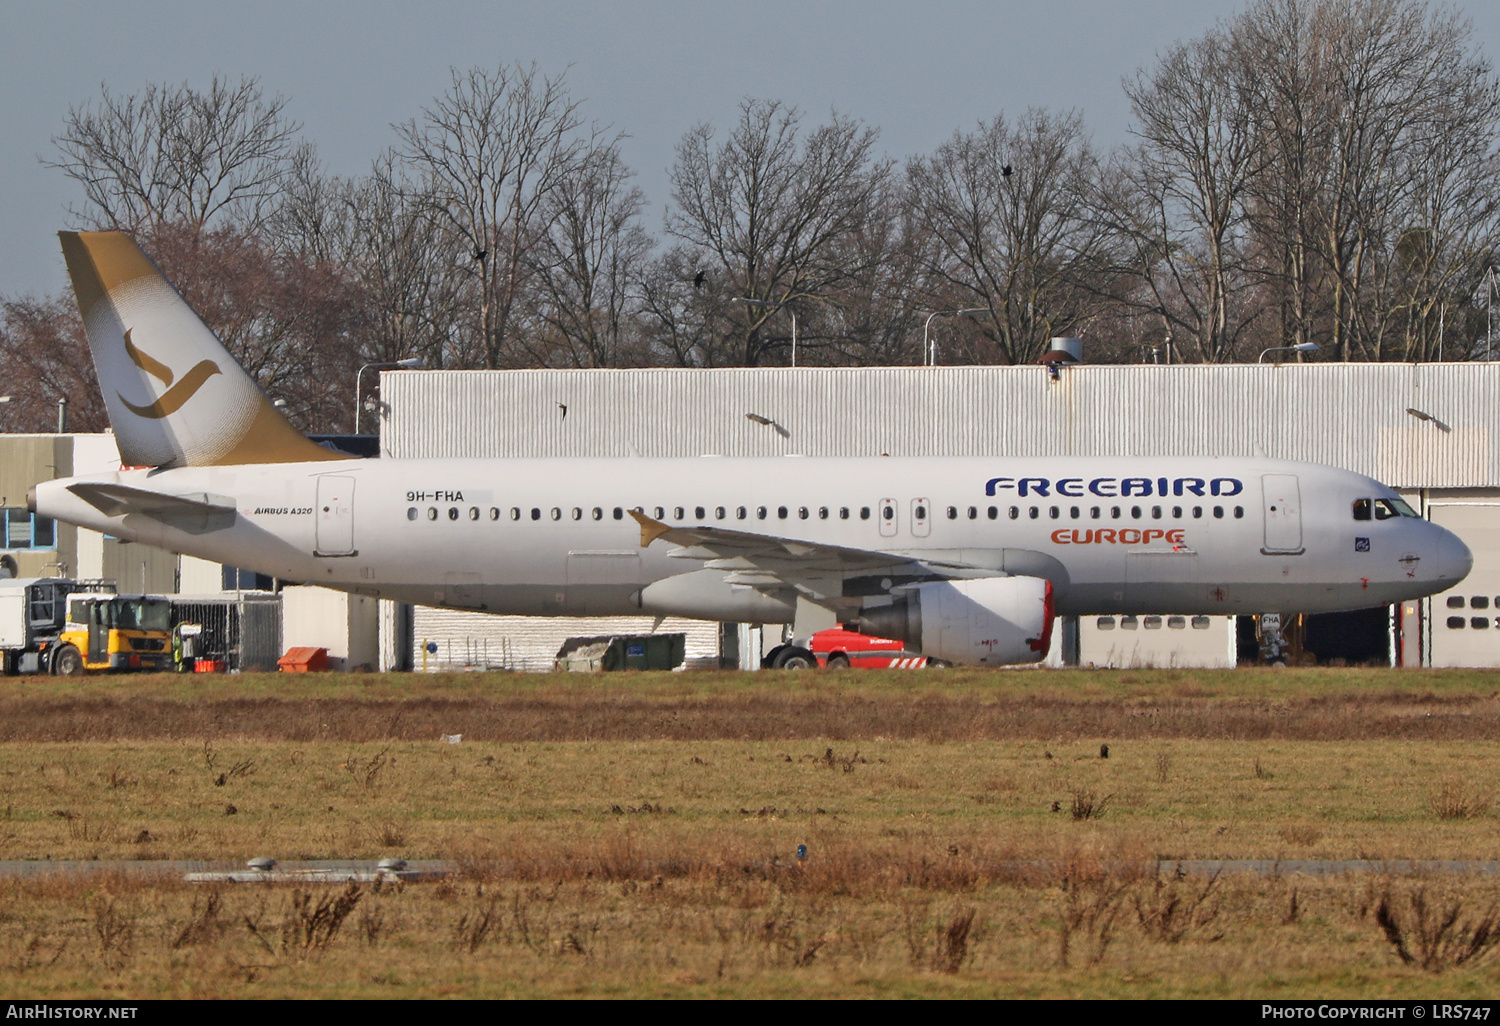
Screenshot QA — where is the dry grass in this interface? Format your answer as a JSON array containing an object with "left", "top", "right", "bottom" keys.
[
  {"left": 3, "top": 667, "right": 1500, "bottom": 997},
  {"left": 3, "top": 867, "right": 1500, "bottom": 997}
]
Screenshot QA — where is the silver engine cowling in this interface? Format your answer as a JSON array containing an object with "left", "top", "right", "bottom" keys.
[{"left": 850, "top": 576, "right": 1054, "bottom": 666}]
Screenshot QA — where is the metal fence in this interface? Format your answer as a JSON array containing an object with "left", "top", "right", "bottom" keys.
[{"left": 170, "top": 593, "right": 282, "bottom": 671}]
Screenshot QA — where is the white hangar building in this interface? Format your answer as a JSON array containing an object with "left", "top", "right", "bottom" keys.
[{"left": 375, "top": 360, "right": 1500, "bottom": 671}]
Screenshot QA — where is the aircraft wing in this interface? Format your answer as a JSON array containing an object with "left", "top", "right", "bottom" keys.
[
  {"left": 66, "top": 482, "right": 237, "bottom": 534},
  {"left": 628, "top": 510, "right": 1012, "bottom": 603}
]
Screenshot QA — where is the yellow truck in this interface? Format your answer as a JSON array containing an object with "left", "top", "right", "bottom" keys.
[{"left": 0, "top": 578, "right": 173, "bottom": 674}]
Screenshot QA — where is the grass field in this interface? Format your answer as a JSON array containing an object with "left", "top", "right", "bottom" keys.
[{"left": 3, "top": 666, "right": 1500, "bottom": 998}]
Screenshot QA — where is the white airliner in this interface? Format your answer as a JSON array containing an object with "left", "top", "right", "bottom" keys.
[{"left": 30, "top": 232, "right": 1473, "bottom": 668}]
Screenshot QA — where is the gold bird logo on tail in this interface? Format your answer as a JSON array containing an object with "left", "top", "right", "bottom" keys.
[{"left": 117, "top": 328, "right": 222, "bottom": 419}]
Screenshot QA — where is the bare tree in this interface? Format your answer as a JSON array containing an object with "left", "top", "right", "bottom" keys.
[
  {"left": 0, "top": 295, "right": 106, "bottom": 432},
  {"left": 665, "top": 99, "right": 891, "bottom": 366},
  {"left": 906, "top": 109, "right": 1117, "bottom": 365},
  {"left": 523, "top": 141, "right": 652, "bottom": 367},
  {"left": 395, "top": 63, "right": 590, "bottom": 369},
  {"left": 1114, "top": 29, "right": 1263, "bottom": 362},
  {"left": 49, "top": 75, "right": 302, "bottom": 234}
]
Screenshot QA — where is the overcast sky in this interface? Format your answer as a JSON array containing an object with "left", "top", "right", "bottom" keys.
[{"left": 4, "top": 0, "right": 1498, "bottom": 298}]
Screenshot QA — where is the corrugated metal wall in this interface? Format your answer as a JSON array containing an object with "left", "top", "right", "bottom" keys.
[{"left": 382, "top": 363, "right": 1500, "bottom": 489}]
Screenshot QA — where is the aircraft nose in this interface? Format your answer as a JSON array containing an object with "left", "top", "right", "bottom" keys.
[{"left": 1435, "top": 527, "right": 1473, "bottom": 588}]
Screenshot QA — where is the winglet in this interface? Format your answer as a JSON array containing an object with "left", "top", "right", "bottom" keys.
[
  {"left": 628, "top": 509, "right": 673, "bottom": 547},
  {"left": 59, "top": 231, "right": 345, "bottom": 468}
]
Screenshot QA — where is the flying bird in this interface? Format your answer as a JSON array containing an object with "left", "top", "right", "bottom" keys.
[{"left": 556, "top": 402, "right": 568, "bottom": 420}]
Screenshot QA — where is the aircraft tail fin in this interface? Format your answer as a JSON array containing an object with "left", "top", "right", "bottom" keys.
[{"left": 59, "top": 231, "right": 344, "bottom": 468}]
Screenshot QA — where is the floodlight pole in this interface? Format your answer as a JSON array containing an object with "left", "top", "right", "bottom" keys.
[
  {"left": 923, "top": 308, "right": 988, "bottom": 366},
  {"left": 354, "top": 358, "right": 424, "bottom": 432}
]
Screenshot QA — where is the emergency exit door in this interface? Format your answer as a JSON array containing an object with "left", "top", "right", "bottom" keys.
[{"left": 315, "top": 476, "right": 357, "bottom": 557}]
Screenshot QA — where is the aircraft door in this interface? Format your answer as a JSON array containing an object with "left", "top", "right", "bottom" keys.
[
  {"left": 315, "top": 476, "right": 357, "bottom": 557},
  {"left": 1261, "top": 474, "right": 1304, "bottom": 555},
  {"left": 88, "top": 602, "right": 107, "bottom": 663},
  {"left": 910, "top": 498, "right": 931, "bottom": 538},
  {"left": 879, "top": 499, "right": 898, "bottom": 538}
]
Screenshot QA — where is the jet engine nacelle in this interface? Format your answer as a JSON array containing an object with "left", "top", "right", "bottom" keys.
[
  {"left": 851, "top": 576, "right": 1054, "bottom": 666},
  {"left": 631, "top": 568, "right": 798, "bottom": 622}
]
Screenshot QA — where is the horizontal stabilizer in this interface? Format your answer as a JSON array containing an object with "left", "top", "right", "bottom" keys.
[{"left": 67, "top": 482, "right": 237, "bottom": 534}]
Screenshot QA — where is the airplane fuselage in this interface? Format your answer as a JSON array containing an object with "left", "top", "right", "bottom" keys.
[{"left": 33, "top": 454, "right": 1472, "bottom": 620}]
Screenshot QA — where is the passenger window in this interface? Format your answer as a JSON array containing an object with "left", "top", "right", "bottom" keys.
[
  {"left": 531, "top": 508, "right": 542, "bottom": 521},
  {"left": 613, "top": 508, "right": 624, "bottom": 520},
  {"left": 550, "top": 508, "right": 561, "bottom": 521},
  {"left": 798, "top": 507, "right": 809, "bottom": 519},
  {"left": 987, "top": 506, "right": 998, "bottom": 520},
  {"left": 674, "top": 507, "right": 684, "bottom": 520},
  {"left": 1192, "top": 507, "right": 1203, "bottom": 519},
  {"left": 1151, "top": 506, "right": 1162, "bottom": 519},
  {"left": 572, "top": 508, "right": 582, "bottom": 520},
  {"left": 737, "top": 507, "right": 747, "bottom": 519},
  {"left": 860, "top": 507, "right": 871, "bottom": 520},
  {"left": 1168, "top": 616, "right": 1185, "bottom": 629},
  {"left": 1213, "top": 506, "right": 1224, "bottom": 519},
  {"left": 1473, "top": 597, "right": 1490, "bottom": 610},
  {"left": 1090, "top": 507, "right": 1100, "bottom": 519},
  {"left": 1009, "top": 506, "right": 1019, "bottom": 520},
  {"left": 1096, "top": 617, "right": 1116, "bottom": 630},
  {"left": 1131, "top": 506, "right": 1142, "bottom": 519},
  {"left": 1448, "top": 616, "right": 1466, "bottom": 629},
  {"left": 695, "top": 506, "right": 705, "bottom": 519},
  {"left": 427, "top": 508, "right": 438, "bottom": 521},
  {"left": 654, "top": 507, "right": 665, "bottom": 519},
  {"left": 968, "top": 507, "right": 978, "bottom": 520},
  {"left": 1144, "top": 616, "right": 1162, "bottom": 629},
  {"left": 407, "top": 507, "right": 418, "bottom": 521},
  {"left": 469, "top": 507, "right": 479, "bottom": 521},
  {"left": 1353, "top": 498, "right": 1372, "bottom": 521},
  {"left": 1172, "top": 506, "right": 1182, "bottom": 518},
  {"left": 1234, "top": 506, "right": 1244, "bottom": 519},
  {"left": 758, "top": 507, "right": 768, "bottom": 520},
  {"left": 449, "top": 507, "right": 460, "bottom": 521},
  {"left": 1029, "top": 507, "right": 1039, "bottom": 519},
  {"left": 592, "top": 508, "right": 603, "bottom": 521},
  {"left": 946, "top": 506, "right": 957, "bottom": 519},
  {"left": 490, "top": 508, "right": 500, "bottom": 521},
  {"left": 1111, "top": 506, "right": 1121, "bottom": 519},
  {"left": 715, "top": 507, "right": 725, "bottom": 519},
  {"left": 915, "top": 504, "right": 927, "bottom": 519},
  {"left": 1069, "top": 506, "right": 1079, "bottom": 519},
  {"left": 818, "top": 507, "right": 829, "bottom": 519},
  {"left": 779, "top": 507, "right": 789, "bottom": 519},
  {"left": 1472, "top": 617, "right": 1490, "bottom": 630},
  {"left": 882, "top": 506, "right": 893, "bottom": 521},
  {"left": 1049, "top": 506, "right": 1060, "bottom": 519},
  {"left": 1121, "top": 616, "right": 1139, "bottom": 630},
  {"left": 1447, "top": 596, "right": 1465, "bottom": 608},
  {"left": 1191, "top": 616, "right": 1211, "bottom": 629},
  {"left": 511, "top": 508, "right": 521, "bottom": 521},
  {"left": 840, "top": 507, "right": 850, "bottom": 520}
]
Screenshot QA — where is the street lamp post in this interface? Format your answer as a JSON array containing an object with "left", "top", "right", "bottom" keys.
[
  {"left": 354, "top": 358, "right": 425, "bottom": 433},
  {"left": 1258, "top": 342, "right": 1320, "bottom": 364},
  {"left": 922, "top": 309, "right": 987, "bottom": 366},
  {"left": 733, "top": 298, "right": 798, "bottom": 367}
]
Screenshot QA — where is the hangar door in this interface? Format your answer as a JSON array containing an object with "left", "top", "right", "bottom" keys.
[{"left": 1428, "top": 504, "right": 1500, "bottom": 668}]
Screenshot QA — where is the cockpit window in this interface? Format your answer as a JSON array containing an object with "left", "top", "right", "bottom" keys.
[
  {"left": 1375, "top": 498, "right": 1415, "bottom": 520},
  {"left": 1352, "top": 499, "right": 1372, "bottom": 521}
]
